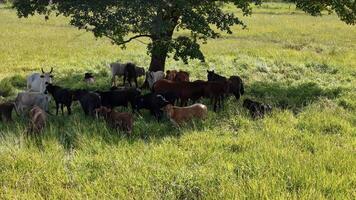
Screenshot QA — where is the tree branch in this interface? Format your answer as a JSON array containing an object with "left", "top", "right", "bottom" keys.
[{"left": 108, "top": 34, "right": 152, "bottom": 45}]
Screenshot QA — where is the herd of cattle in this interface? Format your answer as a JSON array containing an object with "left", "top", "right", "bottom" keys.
[{"left": 0, "top": 62, "right": 272, "bottom": 137}]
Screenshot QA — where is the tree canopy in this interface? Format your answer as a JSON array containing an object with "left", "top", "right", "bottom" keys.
[{"left": 13, "top": 0, "right": 356, "bottom": 71}]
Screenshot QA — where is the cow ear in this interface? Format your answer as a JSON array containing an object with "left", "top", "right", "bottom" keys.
[{"left": 50, "top": 75, "right": 54, "bottom": 78}]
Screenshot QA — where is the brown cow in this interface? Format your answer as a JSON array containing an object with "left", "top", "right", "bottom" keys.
[
  {"left": 95, "top": 106, "right": 133, "bottom": 134},
  {"left": 27, "top": 106, "right": 46, "bottom": 136},
  {"left": 153, "top": 79, "right": 204, "bottom": 106},
  {"left": 165, "top": 70, "right": 190, "bottom": 82},
  {"left": 163, "top": 103, "right": 208, "bottom": 126},
  {"left": 154, "top": 79, "right": 229, "bottom": 111},
  {"left": 0, "top": 102, "right": 17, "bottom": 122}
]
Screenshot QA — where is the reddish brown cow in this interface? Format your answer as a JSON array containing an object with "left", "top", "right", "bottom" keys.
[
  {"left": 0, "top": 102, "right": 17, "bottom": 122},
  {"left": 153, "top": 79, "right": 229, "bottom": 111},
  {"left": 153, "top": 79, "right": 204, "bottom": 106},
  {"left": 165, "top": 70, "right": 190, "bottom": 82}
]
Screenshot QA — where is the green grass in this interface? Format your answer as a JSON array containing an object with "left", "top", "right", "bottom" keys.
[{"left": 0, "top": 3, "right": 356, "bottom": 199}]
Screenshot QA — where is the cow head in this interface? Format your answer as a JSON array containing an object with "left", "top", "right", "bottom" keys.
[
  {"left": 207, "top": 70, "right": 215, "bottom": 81},
  {"left": 155, "top": 94, "right": 170, "bottom": 108},
  {"left": 40, "top": 67, "right": 54, "bottom": 85},
  {"left": 165, "top": 70, "right": 177, "bottom": 80}
]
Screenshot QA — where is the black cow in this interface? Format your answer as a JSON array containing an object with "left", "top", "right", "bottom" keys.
[
  {"left": 243, "top": 99, "right": 272, "bottom": 118},
  {"left": 207, "top": 70, "right": 227, "bottom": 82},
  {"left": 73, "top": 90, "right": 101, "bottom": 116},
  {"left": 123, "top": 63, "right": 138, "bottom": 87},
  {"left": 45, "top": 83, "right": 73, "bottom": 115},
  {"left": 134, "top": 93, "right": 170, "bottom": 120},
  {"left": 228, "top": 76, "right": 244, "bottom": 100},
  {"left": 156, "top": 91, "right": 178, "bottom": 105},
  {"left": 97, "top": 88, "right": 141, "bottom": 111}
]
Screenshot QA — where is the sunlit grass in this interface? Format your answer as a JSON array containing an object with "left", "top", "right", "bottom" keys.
[{"left": 0, "top": 3, "right": 355, "bottom": 199}]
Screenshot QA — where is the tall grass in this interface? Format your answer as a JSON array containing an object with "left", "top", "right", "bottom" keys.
[{"left": 0, "top": 3, "right": 355, "bottom": 199}]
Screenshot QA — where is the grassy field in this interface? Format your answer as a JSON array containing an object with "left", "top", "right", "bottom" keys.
[{"left": 0, "top": 3, "right": 355, "bottom": 199}]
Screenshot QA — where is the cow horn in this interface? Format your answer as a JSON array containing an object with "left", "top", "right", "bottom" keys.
[
  {"left": 50, "top": 67, "right": 53, "bottom": 73},
  {"left": 41, "top": 68, "right": 45, "bottom": 73}
]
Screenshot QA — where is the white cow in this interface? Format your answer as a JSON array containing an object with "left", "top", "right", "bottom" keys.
[
  {"left": 146, "top": 71, "right": 165, "bottom": 89},
  {"left": 27, "top": 68, "right": 53, "bottom": 93},
  {"left": 14, "top": 92, "right": 51, "bottom": 115}
]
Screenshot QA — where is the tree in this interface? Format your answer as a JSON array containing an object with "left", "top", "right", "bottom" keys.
[{"left": 13, "top": 0, "right": 355, "bottom": 71}]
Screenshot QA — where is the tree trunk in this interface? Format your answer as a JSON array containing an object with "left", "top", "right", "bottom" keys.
[{"left": 148, "top": 40, "right": 169, "bottom": 72}]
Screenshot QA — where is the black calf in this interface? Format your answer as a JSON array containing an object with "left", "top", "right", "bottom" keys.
[
  {"left": 134, "top": 93, "right": 169, "bottom": 120},
  {"left": 243, "top": 99, "right": 272, "bottom": 118},
  {"left": 45, "top": 83, "right": 73, "bottom": 115},
  {"left": 73, "top": 90, "right": 101, "bottom": 116},
  {"left": 156, "top": 91, "right": 178, "bottom": 105}
]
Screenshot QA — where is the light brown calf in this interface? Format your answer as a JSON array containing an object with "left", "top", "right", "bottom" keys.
[
  {"left": 163, "top": 103, "right": 207, "bottom": 126},
  {"left": 28, "top": 106, "right": 46, "bottom": 136},
  {"left": 95, "top": 106, "right": 133, "bottom": 134}
]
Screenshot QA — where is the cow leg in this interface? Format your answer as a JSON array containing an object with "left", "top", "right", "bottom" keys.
[
  {"left": 123, "top": 75, "right": 126, "bottom": 86},
  {"left": 112, "top": 76, "right": 116, "bottom": 86},
  {"left": 55, "top": 102, "right": 59, "bottom": 115},
  {"left": 234, "top": 92, "right": 240, "bottom": 100},
  {"left": 213, "top": 97, "right": 217, "bottom": 112},
  {"left": 135, "top": 78, "right": 138, "bottom": 88},
  {"left": 180, "top": 98, "right": 186, "bottom": 107},
  {"left": 61, "top": 104, "right": 64, "bottom": 115},
  {"left": 67, "top": 105, "right": 72, "bottom": 115}
]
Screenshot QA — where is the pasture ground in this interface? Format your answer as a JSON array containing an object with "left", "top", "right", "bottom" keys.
[{"left": 0, "top": 3, "right": 355, "bottom": 199}]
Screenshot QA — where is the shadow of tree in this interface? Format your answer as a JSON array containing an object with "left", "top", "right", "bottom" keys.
[{"left": 248, "top": 81, "right": 342, "bottom": 111}]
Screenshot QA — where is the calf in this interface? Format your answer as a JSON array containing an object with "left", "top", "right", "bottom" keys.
[
  {"left": 27, "top": 106, "right": 46, "bottom": 136},
  {"left": 95, "top": 106, "right": 133, "bottom": 134},
  {"left": 73, "top": 90, "right": 101, "bottom": 116},
  {"left": 0, "top": 102, "right": 17, "bottom": 122},
  {"left": 134, "top": 93, "right": 170, "bottom": 120},
  {"left": 27, "top": 68, "right": 54, "bottom": 93},
  {"left": 243, "top": 99, "right": 272, "bottom": 119},
  {"left": 15, "top": 92, "right": 51, "bottom": 115},
  {"left": 123, "top": 62, "right": 138, "bottom": 87},
  {"left": 98, "top": 88, "right": 141, "bottom": 111},
  {"left": 84, "top": 73, "right": 95, "bottom": 84},
  {"left": 45, "top": 83, "right": 73, "bottom": 115},
  {"left": 163, "top": 103, "right": 208, "bottom": 126}
]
